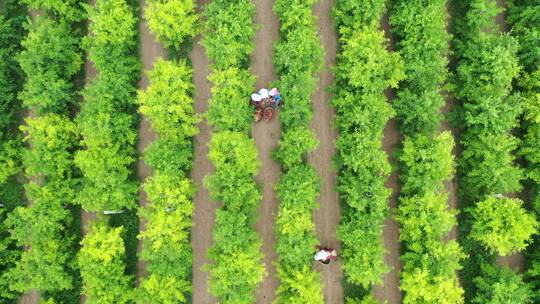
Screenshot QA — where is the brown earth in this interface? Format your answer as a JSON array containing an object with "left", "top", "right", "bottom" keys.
[
  {"left": 18, "top": 10, "right": 41, "bottom": 304},
  {"left": 371, "top": 12, "right": 403, "bottom": 304},
  {"left": 310, "top": 0, "right": 345, "bottom": 303},
  {"left": 189, "top": 0, "right": 218, "bottom": 303},
  {"left": 493, "top": 0, "right": 526, "bottom": 272},
  {"left": 250, "top": 0, "right": 281, "bottom": 302},
  {"left": 134, "top": 0, "right": 164, "bottom": 284}
]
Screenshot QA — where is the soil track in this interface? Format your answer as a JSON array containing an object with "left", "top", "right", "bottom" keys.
[
  {"left": 250, "top": 0, "right": 281, "bottom": 302},
  {"left": 189, "top": 0, "right": 218, "bottom": 303},
  {"left": 372, "top": 14, "right": 403, "bottom": 304},
  {"left": 310, "top": 0, "right": 345, "bottom": 303},
  {"left": 135, "top": 0, "right": 164, "bottom": 284},
  {"left": 493, "top": 0, "right": 525, "bottom": 272}
]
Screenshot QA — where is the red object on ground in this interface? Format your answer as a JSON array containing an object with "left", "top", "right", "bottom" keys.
[
  {"left": 264, "top": 107, "right": 274, "bottom": 122},
  {"left": 254, "top": 109, "right": 263, "bottom": 122}
]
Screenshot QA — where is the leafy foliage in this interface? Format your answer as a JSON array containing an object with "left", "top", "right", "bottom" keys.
[
  {"left": 204, "top": 132, "right": 265, "bottom": 303},
  {"left": 144, "top": 0, "right": 197, "bottom": 51},
  {"left": 0, "top": 14, "right": 26, "bottom": 279},
  {"left": 76, "top": 0, "right": 140, "bottom": 212},
  {"left": 136, "top": 59, "right": 197, "bottom": 303},
  {"left": 200, "top": 1, "right": 265, "bottom": 301},
  {"left": 472, "top": 263, "right": 534, "bottom": 304},
  {"left": 470, "top": 197, "right": 538, "bottom": 256},
  {"left": 507, "top": 1, "right": 540, "bottom": 298},
  {"left": 272, "top": 0, "right": 324, "bottom": 302},
  {"left": 22, "top": 0, "right": 84, "bottom": 21},
  {"left": 390, "top": 0, "right": 450, "bottom": 135},
  {"left": 334, "top": 0, "right": 404, "bottom": 292},
  {"left": 206, "top": 67, "right": 254, "bottom": 133},
  {"left": 78, "top": 222, "right": 133, "bottom": 304},
  {"left": 6, "top": 115, "right": 79, "bottom": 294},
  {"left": 201, "top": 0, "right": 255, "bottom": 69},
  {"left": 453, "top": 1, "right": 533, "bottom": 301},
  {"left": 138, "top": 59, "right": 198, "bottom": 142},
  {"left": 17, "top": 16, "right": 82, "bottom": 114}
]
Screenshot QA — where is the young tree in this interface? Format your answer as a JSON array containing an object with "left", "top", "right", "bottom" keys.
[{"left": 471, "top": 197, "right": 538, "bottom": 256}]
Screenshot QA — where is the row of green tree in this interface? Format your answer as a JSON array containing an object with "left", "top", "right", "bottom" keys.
[
  {"left": 390, "top": 0, "right": 465, "bottom": 302},
  {"left": 3, "top": 1, "right": 85, "bottom": 302},
  {"left": 272, "top": 0, "right": 324, "bottom": 302},
  {"left": 136, "top": 0, "right": 199, "bottom": 301},
  {"left": 333, "top": 0, "right": 403, "bottom": 302},
  {"left": 453, "top": 0, "right": 538, "bottom": 302},
  {"left": 508, "top": 0, "right": 540, "bottom": 301},
  {"left": 0, "top": 0, "right": 26, "bottom": 302},
  {"left": 201, "top": 1, "right": 265, "bottom": 303},
  {"left": 76, "top": 0, "right": 140, "bottom": 302}
]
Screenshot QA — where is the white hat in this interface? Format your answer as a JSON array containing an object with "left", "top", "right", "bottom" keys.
[
  {"left": 251, "top": 93, "right": 262, "bottom": 102},
  {"left": 259, "top": 88, "right": 269, "bottom": 99}
]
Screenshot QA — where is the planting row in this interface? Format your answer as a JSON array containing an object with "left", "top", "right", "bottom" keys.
[
  {"left": 273, "top": 0, "right": 324, "bottom": 302},
  {"left": 333, "top": 0, "right": 403, "bottom": 301},
  {"left": 136, "top": 0, "right": 199, "bottom": 301},
  {"left": 508, "top": 0, "right": 540, "bottom": 301},
  {"left": 0, "top": 1, "right": 26, "bottom": 302},
  {"left": 5, "top": 1, "right": 84, "bottom": 302},
  {"left": 76, "top": 0, "right": 140, "bottom": 302},
  {"left": 201, "top": 1, "right": 265, "bottom": 303},
  {"left": 453, "top": 0, "right": 537, "bottom": 302},
  {"left": 390, "top": 0, "right": 464, "bottom": 302}
]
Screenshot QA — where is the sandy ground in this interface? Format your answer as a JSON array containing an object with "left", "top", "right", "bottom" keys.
[
  {"left": 134, "top": 0, "right": 164, "bottom": 284},
  {"left": 189, "top": 0, "right": 218, "bottom": 303},
  {"left": 250, "top": 0, "right": 281, "bottom": 302},
  {"left": 310, "top": 0, "right": 345, "bottom": 303},
  {"left": 372, "top": 14, "right": 403, "bottom": 304}
]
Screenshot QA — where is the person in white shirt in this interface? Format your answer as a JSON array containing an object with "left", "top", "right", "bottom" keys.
[{"left": 314, "top": 246, "right": 338, "bottom": 264}]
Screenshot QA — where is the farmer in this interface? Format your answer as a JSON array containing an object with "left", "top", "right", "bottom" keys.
[
  {"left": 314, "top": 246, "right": 338, "bottom": 265},
  {"left": 251, "top": 93, "right": 264, "bottom": 122},
  {"left": 269, "top": 87, "right": 282, "bottom": 108}
]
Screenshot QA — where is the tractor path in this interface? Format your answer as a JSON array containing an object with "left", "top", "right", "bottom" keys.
[
  {"left": 310, "top": 0, "right": 345, "bottom": 303},
  {"left": 250, "top": 0, "right": 281, "bottom": 302},
  {"left": 18, "top": 10, "right": 41, "bottom": 304},
  {"left": 373, "top": 14, "right": 403, "bottom": 304},
  {"left": 494, "top": 0, "right": 525, "bottom": 272},
  {"left": 135, "top": 0, "right": 164, "bottom": 284},
  {"left": 190, "top": 0, "right": 218, "bottom": 303},
  {"left": 80, "top": 2, "right": 98, "bottom": 303}
]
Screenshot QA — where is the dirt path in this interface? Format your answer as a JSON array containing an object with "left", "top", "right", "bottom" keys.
[
  {"left": 493, "top": 0, "right": 525, "bottom": 272},
  {"left": 79, "top": 4, "right": 98, "bottom": 303},
  {"left": 310, "top": 1, "right": 344, "bottom": 303},
  {"left": 135, "top": 0, "right": 164, "bottom": 284},
  {"left": 189, "top": 1, "right": 217, "bottom": 303},
  {"left": 372, "top": 14, "right": 403, "bottom": 304},
  {"left": 249, "top": 0, "right": 280, "bottom": 302}
]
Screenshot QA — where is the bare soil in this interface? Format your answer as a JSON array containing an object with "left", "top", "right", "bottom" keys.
[
  {"left": 371, "top": 13, "right": 403, "bottom": 304},
  {"left": 493, "top": 0, "right": 525, "bottom": 272},
  {"left": 79, "top": 3, "right": 98, "bottom": 304},
  {"left": 374, "top": 117, "right": 403, "bottom": 304},
  {"left": 250, "top": 0, "right": 281, "bottom": 302},
  {"left": 310, "top": 1, "right": 345, "bottom": 303},
  {"left": 189, "top": 1, "right": 218, "bottom": 303},
  {"left": 135, "top": 0, "right": 164, "bottom": 284}
]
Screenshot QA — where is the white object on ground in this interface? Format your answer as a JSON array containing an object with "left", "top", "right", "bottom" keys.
[
  {"left": 259, "top": 88, "right": 269, "bottom": 99},
  {"left": 103, "top": 210, "right": 125, "bottom": 215},
  {"left": 314, "top": 249, "right": 336, "bottom": 261},
  {"left": 251, "top": 93, "right": 262, "bottom": 102}
]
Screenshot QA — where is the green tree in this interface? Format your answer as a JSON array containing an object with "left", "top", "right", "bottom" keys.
[
  {"left": 78, "top": 222, "right": 133, "bottom": 304},
  {"left": 471, "top": 197, "right": 538, "bottom": 255},
  {"left": 144, "top": 0, "right": 197, "bottom": 50},
  {"left": 473, "top": 263, "right": 533, "bottom": 304}
]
